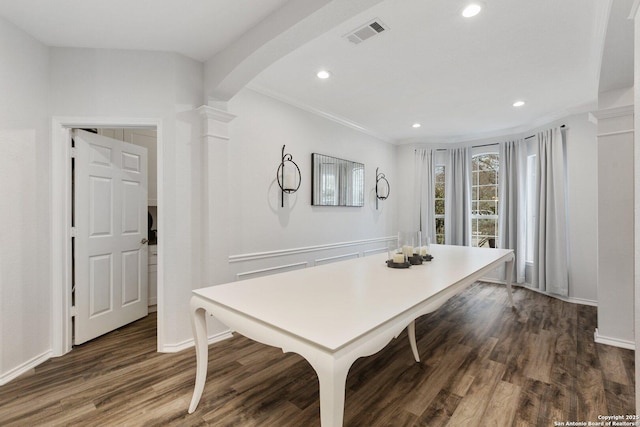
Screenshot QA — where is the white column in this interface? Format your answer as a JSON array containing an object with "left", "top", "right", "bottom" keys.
[
  {"left": 631, "top": 0, "right": 640, "bottom": 414},
  {"left": 198, "top": 105, "right": 236, "bottom": 286},
  {"left": 592, "top": 105, "right": 634, "bottom": 349}
]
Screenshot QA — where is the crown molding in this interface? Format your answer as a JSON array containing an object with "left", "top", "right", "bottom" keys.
[{"left": 245, "top": 84, "right": 394, "bottom": 144}]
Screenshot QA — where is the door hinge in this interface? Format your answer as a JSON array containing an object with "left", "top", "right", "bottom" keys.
[
  {"left": 70, "top": 227, "right": 77, "bottom": 238},
  {"left": 70, "top": 147, "right": 77, "bottom": 158},
  {"left": 70, "top": 306, "right": 77, "bottom": 317}
]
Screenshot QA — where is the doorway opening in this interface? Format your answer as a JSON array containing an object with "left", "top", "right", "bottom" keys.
[
  {"left": 51, "top": 117, "right": 163, "bottom": 357},
  {"left": 71, "top": 128, "right": 158, "bottom": 346}
]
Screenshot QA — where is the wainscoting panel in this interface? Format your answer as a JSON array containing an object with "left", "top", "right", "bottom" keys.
[
  {"left": 363, "top": 247, "right": 388, "bottom": 256},
  {"left": 229, "top": 236, "right": 396, "bottom": 264},
  {"left": 230, "top": 236, "right": 396, "bottom": 285},
  {"left": 236, "top": 262, "right": 308, "bottom": 281},
  {"left": 314, "top": 252, "right": 359, "bottom": 267}
]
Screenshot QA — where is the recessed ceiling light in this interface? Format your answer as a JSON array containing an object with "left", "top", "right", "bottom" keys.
[
  {"left": 317, "top": 70, "right": 331, "bottom": 79},
  {"left": 462, "top": 3, "right": 482, "bottom": 18},
  {"left": 412, "top": 123, "right": 421, "bottom": 128},
  {"left": 513, "top": 100, "right": 525, "bottom": 107}
]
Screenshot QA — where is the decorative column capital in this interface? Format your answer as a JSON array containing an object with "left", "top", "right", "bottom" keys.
[
  {"left": 590, "top": 105, "right": 634, "bottom": 122},
  {"left": 197, "top": 105, "right": 236, "bottom": 141}
]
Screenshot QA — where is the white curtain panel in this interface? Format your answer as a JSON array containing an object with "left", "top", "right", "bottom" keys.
[
  {"left": 498, "top": 139, "right": 526, "bottom": 283},
  {"left": 445, "top": 147, "right": 472, "bottom": 246},
  {"left": 413, "top": 149, "right": 437, "bottom": 241},
  {"left": 534, "top": 127, "right": 569, "bottom": 296}
]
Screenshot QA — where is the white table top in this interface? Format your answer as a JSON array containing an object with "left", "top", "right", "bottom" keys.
[{"left": 193, "top": 244, "right": 512, "bottom": 352}]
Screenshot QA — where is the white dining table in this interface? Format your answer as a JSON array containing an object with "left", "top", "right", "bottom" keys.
[{"left": 187, "top": 244, "right": 514, "bottom": 426}]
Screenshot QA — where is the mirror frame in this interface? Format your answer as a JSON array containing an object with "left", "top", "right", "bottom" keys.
[{"left": 311, "top": 153, "right": 365, "bottom": 207}]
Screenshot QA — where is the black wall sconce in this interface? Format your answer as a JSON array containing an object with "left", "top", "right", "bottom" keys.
[
  {"left": 375, "top": 167, "right": 390, "bottom": 210},
  {"left": 277, "top": 145, "right": 301, "bottom": 207}
]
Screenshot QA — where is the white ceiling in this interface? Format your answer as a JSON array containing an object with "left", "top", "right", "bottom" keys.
[
  {"left": 250, "top": 0, "right": 609, "bottom": 143},
  {"left": 599, "top": 0, "right": 635, "bottom": 94},
  {"left": 0, "top": 0, "right": 623, "bottom": 143},
  {"left": 0, "top": 0, "right": 289, "bottom": 62}
]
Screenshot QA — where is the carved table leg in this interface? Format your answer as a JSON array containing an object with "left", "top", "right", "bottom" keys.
[
  {"left": 505, "top": 256, "right": 515, "bottom": 307},
  {"left": 188, "top": 302, "right": 209, "bottom": 414},
  {"left": 407, "top": 320, "right": 420, "bottom": 362},
  {"left": 316, "top": 362, "right": 350, "bottom": 427}
]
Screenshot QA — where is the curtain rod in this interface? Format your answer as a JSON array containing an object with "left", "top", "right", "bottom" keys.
[
  {"left": 433, "top": 142, "right": 499, "bottom": 152},
  {"left": 429, "top": 124, "right": 567, "bottom": 151},
  {"left": 472, "top": 142, "right": 499, "bottom": 148},
  {"left": 524, "top": 124, "right": 566, "bottom": 140},
  {"left": 420, "top": 125, "right": 566, "bottom": 152}
]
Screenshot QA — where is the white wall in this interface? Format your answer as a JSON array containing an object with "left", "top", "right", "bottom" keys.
[
  {"left": 223, "top": 88, "right": 397, "bottom": 281},
  {"left": 49, "top": 47, "right": 205, "bottom": 350},
  {"left": 394, "top": 112, "right": 598, "bottom": 304},
  {"left": 0, "top": 17, "right": 51, "bottom": 382}
]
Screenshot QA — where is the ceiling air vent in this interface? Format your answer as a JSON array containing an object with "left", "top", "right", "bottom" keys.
[{"left": 344, "top": 19, "right": 388, "bottom": 45}]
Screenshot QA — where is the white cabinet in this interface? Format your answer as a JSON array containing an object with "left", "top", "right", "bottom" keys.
[{"left": 148, "top": 244, "right": 158, "bottom": 311}]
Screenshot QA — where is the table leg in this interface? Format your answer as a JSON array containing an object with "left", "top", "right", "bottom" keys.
[
  {"left": 407, "top": 320, "right": 420, "bottom": 362},
  {"left": 505, "top": 257, "right": 515, "bottom": 307},
  {"left": 188, "top": 304, "right": 209, "bottom": 414},
  {"left": 317, "top": 365, "right": 349, "bottom": 427}
]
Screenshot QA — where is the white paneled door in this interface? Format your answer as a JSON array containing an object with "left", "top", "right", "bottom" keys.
[{"left": 73, "top": 129, "right": 148, "bottom": 345}]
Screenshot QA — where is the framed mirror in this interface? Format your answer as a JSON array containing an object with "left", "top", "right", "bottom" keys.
[{"left": 311, "top": 153, "right": 364, "bottom": 206}]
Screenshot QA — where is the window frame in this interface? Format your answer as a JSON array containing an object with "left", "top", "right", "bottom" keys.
[
  {"left": 434, "top": 164, "right": 445, "bottom": 244},
  {"left": 470, "top": 151, "right": 499, "bottom": 248}
]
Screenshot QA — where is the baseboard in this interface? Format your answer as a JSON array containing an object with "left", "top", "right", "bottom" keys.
[
  {"left": 160, "top": 329, "right": 233, "bottom": 353},
  {"left": 478, "top": 278, "right": 598, "bottom": 306},
  {"left": 0, "top": 350, "right": 52, "bottom": 386},
  {"left": 564, "top": 296, "right": 598, "bottom": 307},
  {"left": 594, "top": 328, "right": 635, "bottom": 350}
]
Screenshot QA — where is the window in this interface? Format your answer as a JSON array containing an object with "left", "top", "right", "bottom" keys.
[
  {"left": 471, "top": 153, "right": 499, "bottom": 248},
  {"left": 351, "top": 165, "right": 364, "bottom": 206},
  {"left": 525, "top": 154, "right": 537, "bottom": 262},
  {"left": 434, "top": 165, "right": 445, "bottom": 244}
]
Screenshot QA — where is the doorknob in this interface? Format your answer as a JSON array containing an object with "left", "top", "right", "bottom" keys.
[{"left": 141, "top": 238, "right": 149, "bottom": 245}]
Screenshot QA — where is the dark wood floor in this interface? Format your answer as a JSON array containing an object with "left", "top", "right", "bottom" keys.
[{"left": 0, "top": 283, "right": 634, "bottom": 426}]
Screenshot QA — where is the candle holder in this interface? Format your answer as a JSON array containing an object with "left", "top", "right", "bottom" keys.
[
  {"left": 418, "top": 232, "right": 434, "bottom": 261},
  {"left": 276, "top": 145, "right": 301, "bottom": 207},
  {"left": 375, "top": 167, "right": 390, "bottom": 210},
  {"left": 386, "top": 242, "right": 409, "bottom": 268},
  {"left": 398, "top": 231, "right": 424, "bottom": 265},
  {"left": 398, "top": 231, "right": 420, "bottom": 265}
]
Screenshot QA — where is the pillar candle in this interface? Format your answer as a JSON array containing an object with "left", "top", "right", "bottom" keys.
[{"left": 283, "top": 170, "right": 296, "bottom": 190}]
